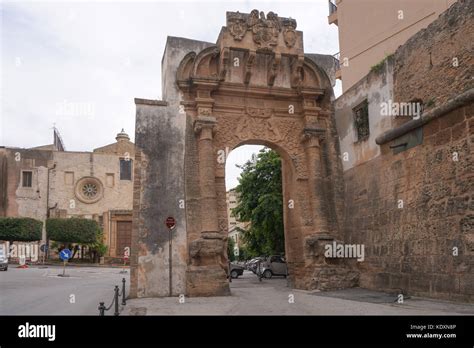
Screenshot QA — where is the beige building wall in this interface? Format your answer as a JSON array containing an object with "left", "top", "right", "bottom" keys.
[
  {"left": 330, "top": 0, "right": 457, "bottom": 91},
  {"left": 49, "top": 151, "right": 133, "bottom": 217},
  {"left": 1, "top": 130, "right": 135, "bottom": 259},
  {"left": 226, "top": 189, "right": 248, "bottom": 251}
]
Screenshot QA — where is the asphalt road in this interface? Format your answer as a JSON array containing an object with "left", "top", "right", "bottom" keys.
[{"left": 0, "top": 265, "right": 129, "bottom": 315}]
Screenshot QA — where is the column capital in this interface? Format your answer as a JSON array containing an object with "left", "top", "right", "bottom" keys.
[
  {"left": 194, "top": 116, "right": 217, "bottom": 139},
  {"left": 301, "top": 127, "right": 326, "bottom": 147}
]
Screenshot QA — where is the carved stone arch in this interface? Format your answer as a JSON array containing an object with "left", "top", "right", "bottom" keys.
[
  {"left": 176, "top": 51, "right": 196, "bottom": 82},
  {"left": 303, "top": 57, "right": 332, "bottom": 90},
  {"left": 193, "top": 46, "right": 220, "bottom": 79},
  {"left": 131, "top": 10, "right": 355, "bottom": 300}
]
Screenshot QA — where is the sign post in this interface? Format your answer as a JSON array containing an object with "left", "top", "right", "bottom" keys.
[
  {"left": 40, "top": 244, "right": 48, "bottom": 265},
  {"left": 58, "top": 248, "right": 72, "bottom": 277},
  {"left": 120, "top": 247, "right": 130, "bottom": 274},
  {"left": 165, "top": 217, "right": 176, "bottom": 297}
]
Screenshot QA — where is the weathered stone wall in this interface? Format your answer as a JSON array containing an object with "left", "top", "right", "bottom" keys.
[
  {"left": 393, "top": 0, "right": 473, "bottom": 110},
  {"left": 1, "top": 135, "right": 134, "bottom": 255},
  {"left": 131, "top": 37, "right": 214, "bottom": 298},
  {"left": 344, "top": 102, "right": 472, "bottom": 301},
  {"left": 0, "top": 148, "right": 53, "bottom": 241},
  {"left": 342, "top": 0, "right": 473, "bottom": 301},
  {"left": 335, "top": 58, "right": 395, "bottom": 171},
  {"left": 49, "top": 151, "right": 133, "bottom": 217}
]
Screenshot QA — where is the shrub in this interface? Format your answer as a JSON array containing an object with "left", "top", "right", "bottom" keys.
[
  {"left": 46, "top": 218, "right": 99, "bottom": 244},
  {"left": 0, "top": 217, "right": 43, "bottom": 242}
]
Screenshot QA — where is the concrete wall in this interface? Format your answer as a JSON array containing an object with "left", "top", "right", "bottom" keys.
[{"left": 334, "top": 0, "right": 456, "bottom": 91}]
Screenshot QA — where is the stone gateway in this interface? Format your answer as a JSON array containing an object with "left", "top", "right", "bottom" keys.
[{"left": 130, "top": 10, "right": 357, "bottom": 298}]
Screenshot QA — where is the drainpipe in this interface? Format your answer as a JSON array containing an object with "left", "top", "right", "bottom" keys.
[{"left": 45, "top": 163, "right": 56, "bottom": 259}]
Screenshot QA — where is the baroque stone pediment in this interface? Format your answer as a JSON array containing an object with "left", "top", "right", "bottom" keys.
[{"left": 221, "top": 10, "right": 303, "bottom": 55}]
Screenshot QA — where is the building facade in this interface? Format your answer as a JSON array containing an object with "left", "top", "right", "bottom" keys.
[
  {"left": 226, "top": 188, "right": 248, "bottom": 255},
  {"left": 328, "top": 0, "right": 457, "bottom": 91},
  {"left": 0, "top": 129, "right": 135, "bottom": 261}
]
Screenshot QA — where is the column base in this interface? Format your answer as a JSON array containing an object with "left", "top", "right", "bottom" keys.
[{"left": 186, "top": 265, "right": 230, "bottom": 297}]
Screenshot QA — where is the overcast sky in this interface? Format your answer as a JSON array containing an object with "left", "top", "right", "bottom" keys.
[{"left": 1, "top": 0, "right": 340, "bottom": 189}]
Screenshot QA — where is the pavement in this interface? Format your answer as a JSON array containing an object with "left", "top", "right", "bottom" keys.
[
  {"left": 0, "top": 265, "right": 130, "bottom": 315},
  {"left": 123, "top": 270, "right": 474, "bottom": 316},
  {"left": 1, "top": 267, "right": 472, "bottom": 316}
]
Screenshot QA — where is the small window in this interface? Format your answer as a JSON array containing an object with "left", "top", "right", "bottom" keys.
[
  {"left": 353, "top": 100, "right": 369, "bottom": 141},
  {"left": 120, "top": 159, "right": 132, "bottom": 180},
  {"left": 64, "top": 172, "right": 74, "bottom": 185},
  {"left": 106, "top": 173, "right": 115, "bottom": 187},
  {"left": 22, "top": 171, "right": 32, "bottom": 187}
]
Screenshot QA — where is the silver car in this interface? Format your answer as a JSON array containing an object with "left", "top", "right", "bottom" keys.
[
  {"left": 261, "top": 255, "right": 287, "bottom": 278},
  {"left": 0, "top": 244, "right": 8, "bottom": 271}
]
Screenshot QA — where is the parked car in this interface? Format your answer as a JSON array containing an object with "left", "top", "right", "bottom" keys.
[
  {"left": 261, "top": 255, "right": 287, "bottom": 279},
  {"left": 0, "top": 244, "right": 8, "bottom": 271},
  {"left": 229, "top": 263, "right": 244, "bottom": 279},
  {"left": 247, "top": 257, "right": 264, "bottom": 274}
]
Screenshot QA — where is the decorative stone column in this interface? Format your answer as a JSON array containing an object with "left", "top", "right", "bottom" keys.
[
  {"left": 301, "top": 126, "right": 329, "bottom": 234},
  {"left": 301, "top": 129, "right": 359, "bottom": 291},
  {"left": 194, "top": 116, "right": 220, "bottom": 238},
  {"left": 186, "top": 116, "right": 230, "bottom": 296}
]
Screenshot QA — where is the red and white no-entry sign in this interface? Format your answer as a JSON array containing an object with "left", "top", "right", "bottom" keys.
[
  {"left": 124, "top": 247, "right": 130, "bottom": 260},
  {"left": 165, "top": 216, "right": 176, "bottom": 229}
]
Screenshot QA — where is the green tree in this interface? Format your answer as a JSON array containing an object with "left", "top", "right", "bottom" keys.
[
  {"left": 232, "top": 149, "right": 284, "bottom": 258},
  {"left": 46, "top": 218, "right": 99, "bottom": 244},
  {"left": 227, "top": 237, "right": 236, "bottom": 262}
]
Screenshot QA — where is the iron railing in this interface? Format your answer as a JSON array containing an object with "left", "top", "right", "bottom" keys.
[{"left": 98, "top": 277, "right": 127, "bottom": 316}]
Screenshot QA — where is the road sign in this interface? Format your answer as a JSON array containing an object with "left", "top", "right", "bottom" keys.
[
  {"left": 40, "top": 244, "right": 48, "bottom": 253},
  {"left": 58, "top": 249, "right": 71, "bottom": 277},
  {"left": 165, "top": 216, "right": 176, "bottom": 229},
  {"left": 59, "top": 249, "right": 72, "bottom": 261}
]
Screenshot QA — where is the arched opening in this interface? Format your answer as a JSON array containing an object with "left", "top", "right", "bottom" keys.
[{"left": 224, "top": 142, "right": 295, "bottom": 292}]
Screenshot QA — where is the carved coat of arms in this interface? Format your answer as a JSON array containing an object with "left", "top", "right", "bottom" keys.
[
  {"left": 228, "top": 12, "right": 247, "bottom": 41},
  {"left": 282, "top": 18, "right": 297, "bottom": 48},
  {"left": 227, "top": 10, "right": 298, "bottom": 51},
  {"left": 247, "top": 10, "right": 281, "bottom": 51}
]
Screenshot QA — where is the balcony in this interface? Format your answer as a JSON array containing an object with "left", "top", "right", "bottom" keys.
[
  {"left": 328, "top": 0, "right": 338, "bottom": 25},
  {"left": 333, "top": 52, "right": 342, "bottom": 80}
]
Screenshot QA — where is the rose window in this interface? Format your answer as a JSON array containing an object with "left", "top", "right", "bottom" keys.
[
  {"left": 82, "top": 183, "right": 98, "bottom": 198},
  {"left": 75, "top": 177, "right": 103, "bottom": 204}
]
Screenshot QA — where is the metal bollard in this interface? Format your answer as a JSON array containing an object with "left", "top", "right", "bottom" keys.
[
  {"left": 114, "top": 285, "right": 119, "bottom": 316},
  {"left": 98, "top": 302, "right": 105, "bottom": 316},
  {"left": 122, "top": 278, "right": 127, "bottom": 306}
]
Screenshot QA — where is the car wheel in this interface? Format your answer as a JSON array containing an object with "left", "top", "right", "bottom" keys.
[
  {"left": 263, "top": 269, "right": 272, "bottom": 279},
  {"left": 230, "top": 270, "right": 239, "bottom": 279}
]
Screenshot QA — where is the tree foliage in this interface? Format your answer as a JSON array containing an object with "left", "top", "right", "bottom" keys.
[
  {"left": 232, "top": 149, "right": 284, "bottom": 258},
  {"left": 227, "top": 237, "right": 236, "bottom": 262},
  {"left": 46, "top": 218, "right": 100, "bottom": 244},
  {"left": 0, "top": 217, "right": 43, "bottom": 242}
]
